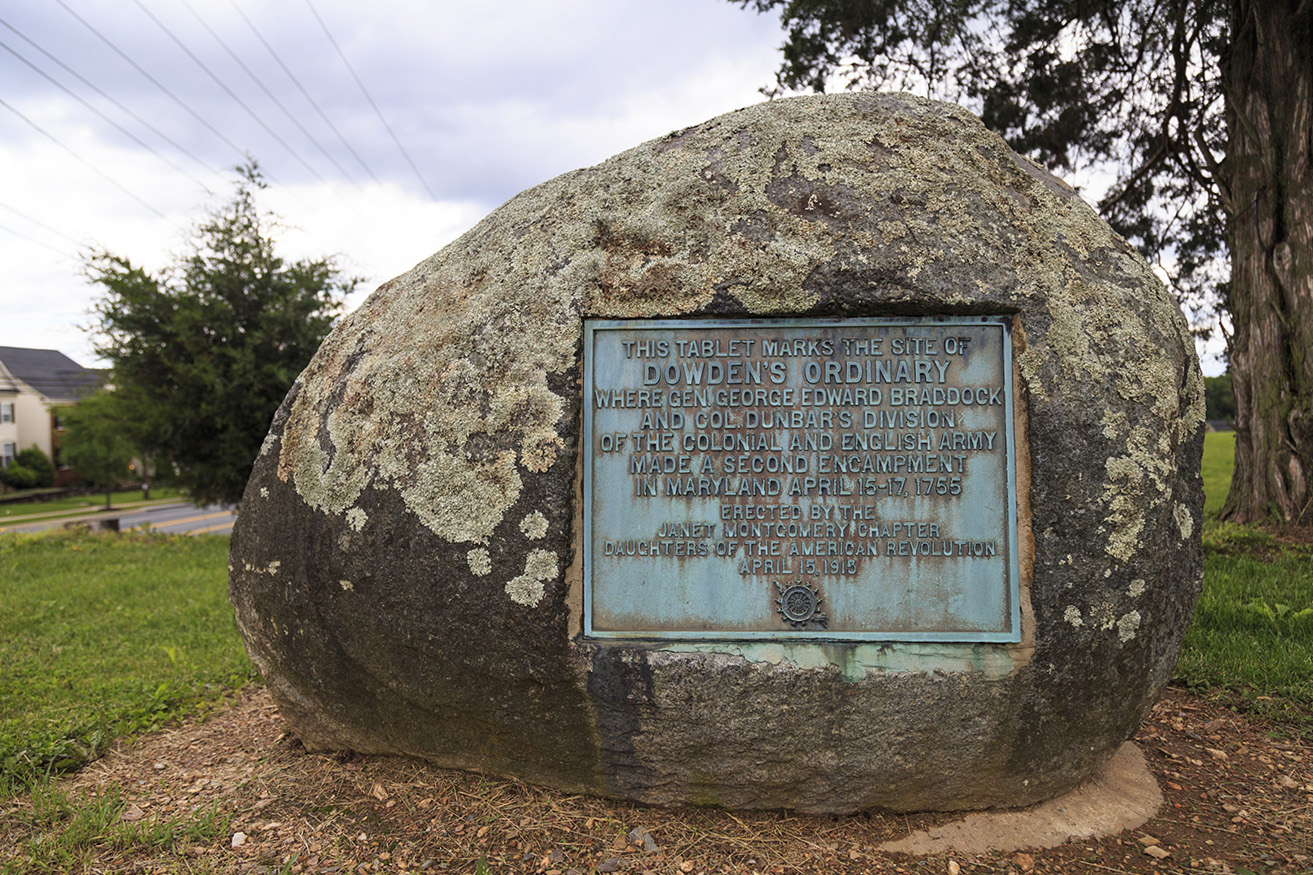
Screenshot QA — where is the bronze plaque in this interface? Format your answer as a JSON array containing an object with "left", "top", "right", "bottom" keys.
[{"left": 583, "top": 317, "right": 1021, "bottom": 641}]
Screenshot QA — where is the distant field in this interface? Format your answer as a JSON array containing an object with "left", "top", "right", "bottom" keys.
[{"left": 1201, "top": 430, "right": 1235, "bottom": 517}]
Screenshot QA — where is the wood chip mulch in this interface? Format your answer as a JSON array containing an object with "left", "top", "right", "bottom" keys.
[{"left": 2, "top": 685, "right": 1309, "bottom": 874}]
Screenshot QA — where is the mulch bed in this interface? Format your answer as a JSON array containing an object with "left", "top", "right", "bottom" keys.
[{"left": 4, "top": 683, "right": 1308, "bottom": 874}]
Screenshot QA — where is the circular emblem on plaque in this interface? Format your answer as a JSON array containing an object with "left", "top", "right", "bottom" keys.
[{"left": 775, "top": 581, "right": 827, "bottom": 628}]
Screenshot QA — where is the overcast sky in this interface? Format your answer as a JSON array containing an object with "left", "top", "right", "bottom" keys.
[{"left": 1, "top": 0, "right": 1223, "bottom": 374}]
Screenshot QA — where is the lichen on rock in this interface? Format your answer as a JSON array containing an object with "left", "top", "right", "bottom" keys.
[
  {"left": 1117, "top": 611, "right": 1142, "bottom": 643},
  {"left": 467, "top": 547, "right": 491, "bottom": 577},
  {"left": 504, "top": 549, "right": 559, "bottom": 607},
  {"left": 520, "top": 511, "right": 549, "bottom": 540}
]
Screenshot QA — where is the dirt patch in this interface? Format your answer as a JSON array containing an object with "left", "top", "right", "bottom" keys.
[
  {"left": 4, "top": 686, "right": 1309, "bottom": 874},
  {"left": 1267, "top": 522, "right": 1313, "bottom": 551}
]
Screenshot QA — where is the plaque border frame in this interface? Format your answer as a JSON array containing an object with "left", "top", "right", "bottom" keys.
[{"left": 582, "top": 316, "right": 1023, "bottom": 643}]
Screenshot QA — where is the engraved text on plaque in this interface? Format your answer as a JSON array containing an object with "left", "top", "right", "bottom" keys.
[{"left": 583, "top": 317, "right": 1021, "bottom": 642}]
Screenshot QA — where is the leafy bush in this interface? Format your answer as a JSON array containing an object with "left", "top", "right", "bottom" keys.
[
  {"left": 1, "top": 462, "right": 39, "bottom": 490},
  {"left": 14, "top": 446, "right": 55, "bottom": 487},
  {"left": 1203, "top": 374, "right": 1235, "bottom": 423}
]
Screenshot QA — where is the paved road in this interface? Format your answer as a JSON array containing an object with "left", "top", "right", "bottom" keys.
[
  {"left": 0, "top": 501, "right": 237, "bottom": 536},
  {"left": 116, "top": 501, "right": 237, "bottom": 535}
]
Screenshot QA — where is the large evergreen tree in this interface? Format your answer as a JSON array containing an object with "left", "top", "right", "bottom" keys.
[
  {"left": 738, "top": 0, "right": 1311, "bottom": 523},
  {"left": 85, "top": 164, "right": 357, "bottom": 506}
]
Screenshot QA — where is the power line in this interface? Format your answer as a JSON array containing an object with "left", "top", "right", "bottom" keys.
[
  {"left": 162, "top": 1, "right": 371, "bottom": 223},
  {"left": 0, "top": 222, "right": 74, "bottom": 258},
  {"left": 177, "top": 0, "right": 357, "bottom": 184},
  {"left": 0, "top": 201, "right": 90, "bottom": 249},
  {"left": 303, "top": 0, "right": 437, "bottom": 199},
  {"left": 0, "top": 33, "right": 210, "bottom": 190},
  {"left": 51, "top": 0, "right": 269, "bottom": 182},
  {"left": 228, "top": 0, "right": 381, "bottom": 185},
  {"left": 0, "top": 15, "right": 216, "bottom": 180},
  {"left": 131, "top": 0, "right": 328, "bottom": 185},
  {"left": 0, "top": 96, "right": 168, "bottom": 220}
]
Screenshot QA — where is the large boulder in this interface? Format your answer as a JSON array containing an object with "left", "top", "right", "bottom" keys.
[{"left": 229, "top": 92, "right": 1204, "bottom": 813}]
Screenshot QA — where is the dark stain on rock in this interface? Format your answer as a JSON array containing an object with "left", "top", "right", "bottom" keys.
[
  {"left": 597, "top": 261, "right": 682, "bottom": 306},
  {"left": 587, "top": 646, "right": 658, "bottom": 797},
  {"left": 727, "top": 211, "right": 775, "bottom": 243},
  {"left": 653, "top": 122, "right": 710, "bottom": 155},
  {"left": 699, "top": 161, "right": 740, "bottom": 194},
  {"left": 592, "top": 218, "right": 675, "bottom": 259},
  {"left": 765, "top": 174, "right": 870, "bottom": 228},
  {"left": 867, "top": 135, "right": 897, "bottom": 160},
  {"left": 705, "top": 284, "right": 754, "bottom": 316}
]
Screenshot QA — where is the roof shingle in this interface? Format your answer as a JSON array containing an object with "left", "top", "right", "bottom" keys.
[{"left": 0, "top": 347, "right": 104, "bottom": 401}]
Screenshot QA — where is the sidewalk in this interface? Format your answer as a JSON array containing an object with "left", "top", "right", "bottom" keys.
[{"left": 0, "top": 498, "right": 192, "bottom": 534}]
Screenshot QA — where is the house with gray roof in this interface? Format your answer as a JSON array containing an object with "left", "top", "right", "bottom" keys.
[{"left": 0, "top": 347, "right": 104, "bottom": 484}]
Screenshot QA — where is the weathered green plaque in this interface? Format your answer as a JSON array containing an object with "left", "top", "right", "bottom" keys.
[{"left": 584, "top": 317, "right": 1021, "bottom": 641}]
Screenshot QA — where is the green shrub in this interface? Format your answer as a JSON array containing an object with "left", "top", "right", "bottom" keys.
[
  {"left": 14, "top": 446, "right": 56, "bottom": 487},
  {"left": 1203, "top": 374, "right": 1235, "bottom": 423},
  {"left": 2, "top": 462, "right": 39, "bottom": 490}
]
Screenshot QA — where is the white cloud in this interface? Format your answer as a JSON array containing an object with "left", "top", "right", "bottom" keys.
[{"left": 1, "top": 0, "right": 786, "bottom": 365}]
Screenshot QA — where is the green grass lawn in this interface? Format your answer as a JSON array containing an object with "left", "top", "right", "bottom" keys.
[
  {"left": 1180, "top": 547, "right": 1313, "bottom": 725},
  {"left": 1201, "top": 429, "right": 1235, "bottom": 518},
  {"left": 0, "top": 532, "right": 255, "bottom": 791},
  {"left": 1183, "top": 431, "right": 1313, "bottom": 729}
]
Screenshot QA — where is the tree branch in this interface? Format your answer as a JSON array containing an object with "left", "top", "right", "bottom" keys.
[
  {"left": 1192, "top": 125, "right": 1235, "bottom": 213},
  {"left": 1100, "top": 140, "right": 1170, "bottom": 213}
]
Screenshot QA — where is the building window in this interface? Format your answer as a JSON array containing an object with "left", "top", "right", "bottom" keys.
[
  {"left": 2, "top": 442, "right": 15, "bottom": 468},
  {"left": 0, "top": 402, "right": 13, "bottom": 424}
]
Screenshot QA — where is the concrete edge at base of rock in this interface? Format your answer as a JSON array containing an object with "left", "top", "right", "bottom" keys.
[{"left": 879, "top": 742, "right": 1164, "bottom": 853}]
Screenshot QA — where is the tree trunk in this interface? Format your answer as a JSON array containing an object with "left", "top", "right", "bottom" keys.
[{"left": 1220, "top": 0, "right": 1313, "bottom": 524}]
